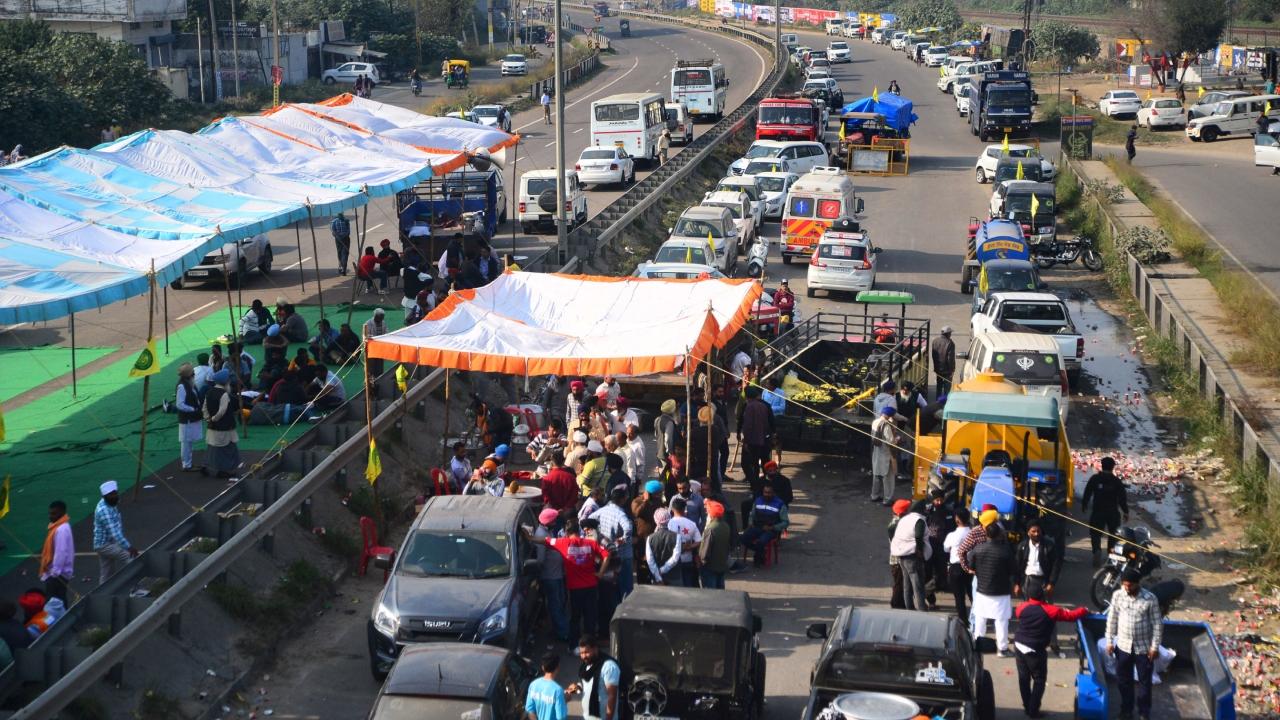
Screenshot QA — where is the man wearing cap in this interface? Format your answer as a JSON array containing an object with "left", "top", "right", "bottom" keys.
[
  {"left": 609, "top": 398, "right": 638, "bottom": 435},
  {"left": 931, "top": 326, "right": 956, "bottom": 399},
  {"left": 482, "top": 444, "right": 511, "bottom": 481},
  {"left": 362, "top": 308, "right": 388, "bottom": 379},
  {"left": 535, "top": 508, "right": 571, "bottom": 643},
  {"left": 620, "top": 424, "right": 646, "bottom": 485},
  {"left": 969, "top": 518, "right": 1015, "bottom": 656},
  {"left": 175, "top": 363, "right": 204, "bottom": 473},
  {"left": 203, "top": 368, "right": 241, "bottom": 479},
  {"left": 631, "top": 481, "right": 665, "bottom": 583},
  {"left": 1082, "top": 455, "right": 1130, "bottom": 567},
  {"left": 645, "top": 508, "right": 683, "bottom": 585},
  {"left": 590, "top": 486, "right": 636, "bottom": 598},
  {"left": 891, "top": 500, "right": 932, "bottom": 611},
  {"left": 698, "top": 500, "right": 731, "bottom": 588},
  {"left": 870, "top": 406, "right": 903, "bottom": 505},
  {"left": 1106, "top": 569, "right": 1162, "bottom": 720},
  {"left": 566, "top": 380, "right": 588, "bottom": 432},
  {"left": 1014, "top": 584, "right": 1089, "bottom": 718},
  {"left": 742, "top": 483, "right": 788, "bottom": 567},
  {"left": 92, "top": 481, "right": 137, "bottom": 585},
  {"left": 653, "top": 400, "right": 679, "bottom": 474},
  {"left": 738, "top": 386, "right": 775, "bottom": 496},
  {"left": 578, "top": 441, "right": 607, "bottom": 497}
]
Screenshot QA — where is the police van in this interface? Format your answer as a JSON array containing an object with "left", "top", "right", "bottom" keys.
[
  {"left": 670, "top": 59, "right": 728, "bottom": 121},
  {"left": 781, "top": 166, "right": 864, "bottom": 264}
]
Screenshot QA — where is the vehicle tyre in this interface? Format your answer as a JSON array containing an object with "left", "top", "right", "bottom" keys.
[
  {"left": 323, "top": 77, "right": 336, "bottom": 85},
  {"left": 782, "top": 254, "right": 792, "bottom": 265},
  {"left": 258, "top": 246, "right": 273, "bottom": 275},
  {"left": 536, "top": 189, "right": 558, "bottom": 214},
  {"left": 975, "top": 167, "right": 986, "bottom": 183},
  {"left": 1082, "top": 248, "right": 1104, "bottom": 271},
  {"left": 499, "top": 206, "right": 508, "bottom": 224},
  {"left": 752, "top": 652, "right": 767, "bottom": 719},
  {"left": 959, "top": 264, "right": 973, "bottom": 294},
  {"left": 806, "top": 287, "right": 815, "bottom": 298},
  {"left": 521, "top": 222, "right": 533, "bottom": 234},
  {"left": 1091, "top": 566, "right": 1119, "bottom": 611},
  {"left": 1201, "top": 126, "right": 1220, "bottom": 142},
  {"left": 976, "top": 670, "right": 996, "bottom": 720},
  {"left": 169, "top": 278, "right": 184, "bottom": 290}
]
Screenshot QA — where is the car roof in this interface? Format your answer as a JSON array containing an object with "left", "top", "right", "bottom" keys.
[
  {"left": 704, "top": 191, "right": 745, "bottom": 203},
  {"left": 681, "top": 205, "right": 731, "bottom": 219},
  {"left": 990, "top": 290, "right": 1061, "bottom": 302},
  {"left": 417, "top": 495, "right": 523, "bottom": 532},
  {"left": 974, "top": 331, "right": 1060, "bottom": 352},
  {"left": 1001, "top": 181, "right": 1055, "bottom": 194},
  {"left": 638, "top": 262, "right": 722, "bottom": 276},
  {"left": 755, "top": 171, "right": 796, "bottom": 179},
  {"left": 613, "top": 586, "right": 753, "bottom": 628},
  {"left": 983, "top": 258, "right": 1036, "bottom": 270},
  {"left": 384, "top": 643, "right": 508, "bottom": 698},
  {"left": 840, "top": 608, "right": 954, "bottom": 648},
  {"left": 523, "top": 169, "right": 571, "bottom": 179}
]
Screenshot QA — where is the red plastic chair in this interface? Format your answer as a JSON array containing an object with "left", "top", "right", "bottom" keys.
[
  {"left": 740, "top": 533, "right": 781, "bottom": 567},
  {"left": 359, "top": 516, "right": 395, "bottom": 581},
  {"left": 431, "top": 467, "right": 453, "bottom": 496}
]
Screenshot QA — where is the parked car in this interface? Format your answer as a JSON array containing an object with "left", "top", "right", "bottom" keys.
[
  {"left": 634, "top": 261, "right": 725, "bottom": 279},
  {"left": 518, "top": 169, "right": 587, "bottom": 233},
  {"left": 753, "top": 170, "right": 799, "bottom": 218},
  {"left": 790, "top": 46, "right": 811, "bottom": 68},
  {"left": 924, "top": 46, "right": 950, "bottom": 66},
  {"left": 805, "top": 58, "right": 832, "bottom": 78},
  {"left": 664, "top": 102, "right": 695, "bottom": 144},
  {"left": 805, "top": 222, "right": 880, "bottom": 296},
  {"left": 1098, "top": 89, "right": 1142, "bottom": 118},
  {"left": 970, "top": 291, "right": 1084, "bottom": 383},
  {"left": 1186, "top": 93, "right": 1280, "bottom": 142},
  {"left": 960, "top": 331, "right": 1070, "bottom": 421},
  {"left": 803, "top": 78, "right": 844, "bottom": 106},
  {"left": 367, "top": 643, "right": 535, "bottom": 719},
  {"left": 663, "top": 205, "right": 739, "bottom": 274},
  {"left": 802, "top": 607, "right": 996, "bottom": 720},
  {"left": 989, "top": 156, "right": 1047, "bottom": 186},
  {"left": 611, "top": 587, "right": 766, "bottom": 720},
  {"left": 701, "top": 190, "right": 758, "bottom": 253},
  {"left": 889, "top": 31, "right": 908, "bottom": 50},
  {"left": 322, "top": 61, "right": 380, "bottom": 85},
  {"left": 1135, "top": 98, "right": 1186, "bottom": 129},
  {"left": 473, "top": 104, "right": 512, "bottom": 132},
  {"left": 500, "top": 53, "right": 528, "bottom": 76},
  {"left": 444, "top": 110, "right": 480, "bottom": 124},
  {"left": 712, "top": 175, "right": 766, "bottom": 226},
  {"left": 974, "top": 143, "right": 1056, "bottom": 183},
  {"left": 1256, "top": 119, "right": 1280, "bottom": 173},
  {"left": 1188, "top": 89, "right": 1249, "bottom": 119},
  {"left": 729, "top": 140, "right": 828, "bottom": 176},
  {"left": 367, "top": 495, "right": 543, "bottom": 681},
  {"left": 741, "top": 157, "right": 796, "bottom": 177},
  {"left": 575, "top": 145, "right": 635, "bottom": 187},
  {"left": 172, "top": 234, "right": 272, "bottom": 289},
  {"left": 967, "top": 257, "right": 1045, "bottom": 314},
  {"left": 827, "top": 40, "right": 851, "bottom": 62}
]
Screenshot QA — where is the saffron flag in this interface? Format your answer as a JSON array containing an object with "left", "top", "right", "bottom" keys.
[
  {"left": 685, "top": 245, "right": 693, "bottom": 263},
  {"left": 395, "top": 364, "right": 409, "bottom": 394},
  {"left": 872, "top": 86, "right": 879, "bottom": 102},
  {"left": 128, "top": 338, "right": 161, "bottom": 378},
  {"left": 1001, "top": 133, "right": 1009, "bottom": 154},
  {"left": 978, "top": 264, "right": 989, "bottom": 294},
  {"left": 1030, "top": 193, "right": 1040, "bottom": 218},
  {"left": 0, "top": 476, "right": 10, "bottom": 520},
  {"left": 839, "top": 119, "right": 846, "bottom": 140},
  {"left": 366, "top": 438, "right": 382, "bottom": 485},
  {"left": 1015, "top": 161, "right": 1025, "bottom": 180}
]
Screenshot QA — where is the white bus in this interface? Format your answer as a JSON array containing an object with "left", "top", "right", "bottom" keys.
[
  {"left": 590, "top": 92, "right": 667, "bottom": 165},
  {"left": 670, "top": 60, "right": 728, "bottom": 121}
]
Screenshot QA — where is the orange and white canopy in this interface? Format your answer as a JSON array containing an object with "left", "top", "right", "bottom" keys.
[{"left": 366, "top": 272, "right": 763, "bottom": 376}]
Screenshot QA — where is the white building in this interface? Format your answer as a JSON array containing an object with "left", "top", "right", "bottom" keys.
[{"left": 0, "top": 0, "right": 187, "bottom": 67}]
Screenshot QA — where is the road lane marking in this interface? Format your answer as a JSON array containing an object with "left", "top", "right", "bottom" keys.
[
  {"left": 515, "top": 55, "right": 642, "bottom": 132},
  {"left": 366, "top": 223, "right": 384, "bottom": 233},
  {"left": 176, "top": 300, "right": 218, "bottom": 321},
  {"left": 573, "top": 128, "right": 583, "bottom": 133},
  {"left": 281, "top": 256, "right": 312, "bottom": 272}
]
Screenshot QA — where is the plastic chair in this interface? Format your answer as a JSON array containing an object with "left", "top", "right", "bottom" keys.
[
  {"left": 740, "top": 533, "right": 781, "bottom": 567},
  {"left": 431, "top": 467, "right": 453, "bottom": 496},
  {"left": 359, "top": 516, "right": 395, "bottom": 581}
]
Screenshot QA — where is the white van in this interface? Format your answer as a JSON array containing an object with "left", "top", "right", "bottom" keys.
[
  {"left": 664, "top": 102, "right": 694, "bottom": 144},
  {"left": 781, "top": 33, "right": 798, "bottom": 47},
  {"left": 671, "top": 60, "right": 728, "bottom": 121},
  {"left": 781, "top": 166, "right": 863, "bottom": 263},
  {"left": 517, "top": 170, "right": 587, "bottom": 234},
  {"left": 960, "top": 332, "right": 1070, "bottom": 421},
  {"left": 1186, "top": 94, "right": 1280, "bottom": 142},
  {"left": 590, "top": 92, "right": 667, "bottom": 164},
  {"left": 825, "top": 18, "right": 845, "bottom": 35}
]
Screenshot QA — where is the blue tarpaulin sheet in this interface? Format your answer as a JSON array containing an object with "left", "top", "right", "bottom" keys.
[{"left": 839, "top": 94, "right": 919, "bottom": 132}]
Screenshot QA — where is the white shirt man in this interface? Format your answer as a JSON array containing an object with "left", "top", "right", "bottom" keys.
[
  {"left": 623, "top": 427, "right": 646, "bottom": 481},
  {"left": 730, "top": 350, "right": 753, "bottom": 379},
  {"left": 595, "top": 377, "right": 621, "bottom": 406},
  {"left": 610, "top": 407, "right": 639, "bottom": 434}
]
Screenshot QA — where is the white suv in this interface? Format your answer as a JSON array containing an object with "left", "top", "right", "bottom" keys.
[
  {"left": 322, "top": 62, "right": 380, "bottom": 85},
  {"left": 827, "top": 41, "right": 851, "bottom": 63},
  {"left": 518, "top": 170, "right": 587, "bottom": 234},
  {"left": 729, "top": 140, "right": 830, "bottom": 176},
  {"left": 173, "top": 235, "right": 272, "bottom": 289}
]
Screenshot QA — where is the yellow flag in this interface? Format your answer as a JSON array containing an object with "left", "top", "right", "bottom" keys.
[
  {"left": 685, "top": 245, "right": 693, "bottom": 263},
  {"left": 1015, "top": 160, "right": 1025, "bottom": 180},
  {"left": 0, "top": 476, "right": 10, "bottom": 520},
  {"left": 939, "top": 65, "right": 946, "bottom": 78},
  {"left": 395, "top": 364, "right": 408, "bottom": 394},
  {"left": 1267, "top": 101, "right": 1273, "bottom": 115},
  {"left": 872, "top": 86, "right": 879, "bottom": 102},
  {"left": 839, "top": 119, "right": 846, "bottom": 140},
  {"left": 366, "top": 438, "right": 382, "bottom": 485},
  {"left": 1001, "top": 133, "right": 1009, "bottom": 154},
  {"left": 978, "top": 265, "right": 989, "bottom": 294},
  {"left": 707, "top": 231, "right": 716, "bottom": 253},
  {"left": 1030, "top": 193, "right": 1040, "bottom": 218},
  {"left": 128, "top": 338, "right": 160, "bottom": 378},
  {"left": 1197, "top": 85, "right": 1204, "bottom": 98},
  {"left": 1145, "top": 89, "right": 1152, "bottom": 101}
]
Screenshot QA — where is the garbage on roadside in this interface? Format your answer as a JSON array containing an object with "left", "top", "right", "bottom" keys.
[{"left": 1211, "top": 588, "right": 1280, "bottom": 717}]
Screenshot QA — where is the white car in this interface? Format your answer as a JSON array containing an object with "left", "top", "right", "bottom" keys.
[
  {"left": 173, "top": 234, "right": 272, "bottom": 289},
  {"left": 924, "top": 46, "right": 950, "bottom": 66},
  {"left": 790, "top": 46, "right": 811, "bottom": 68},
  {"left": 955, "top": 83, "right": 972, "bottom": 114},
  {"left": 701, "top": 191, "right": 758, "bottom": 252},
  {"left": 974, "top": 144, "right": 1057, "bottom": 184},
  {"left": 444, "top": 110, "right": 480, "bottom": 123},
  {"left": 740, "top": 157, "right": 795, "bottom": 178},
  {"left": 472, "top": 104, "right": 511, "bottom": 132},
  {"left": 806, "top": 229, "right": 880, "bottom": 297},
  {"left": 805, "top": 59, "right": 832, "bottom": 78},
  {"left": 1136, "top": 98, "right": 1186, "bottom": 129},
  {"left": 634, "top": 261, "right": 725, "bottom": 279},
  {"left": 827, "top": 41, "right": 851, "bottom": 63},
  {"left": 729, "top": 140, "right": 829, "bottom": 176},
  {"left": 1255, "top": 120, "right": 1280, "bottom": 173},
  {"left": 665, "top": 206, "right": 738, "bottom": 274},
  {"left": 1098, "top": 90, "right": 1142, "bottom": 119},
  {"left": 754, "top": 171, "right": 799, "bottom": 218},
  {"left": 889, "top": 32, "right": 908, "bottom": 50},
  {"left": 575, "top": 146, "right": 635, "bottom": 187},
  {"left": 518, "top": 169, "right": 587, "bottom": 233},
  {"left": 322, "top": 62, "right": 380, "bottom": 86},
  {"left": 500, "top": 54, "right": 528, "bottom": 76},
  {"left": 712, "top": 176, "right": 765, "bottom": 226}
]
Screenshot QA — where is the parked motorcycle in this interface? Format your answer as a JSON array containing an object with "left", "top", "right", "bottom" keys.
[
  {"left": 1090, "top": 525, "right": 1162, "bottom": 610},
  {"left": 1033, "top": 234, "right": 1104, "bottom": 271}
]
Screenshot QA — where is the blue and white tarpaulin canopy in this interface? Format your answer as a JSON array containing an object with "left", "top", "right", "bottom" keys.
[{"left": 0, "top": 94, "right": 516, "bottom": 325}]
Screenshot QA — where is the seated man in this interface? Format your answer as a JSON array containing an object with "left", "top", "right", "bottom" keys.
[
  {"left": 308, "top": 319, "right": 340, "bottom": 363},
  {"left": 309, "top": 364, "right": 347, "bottom": 410},
  {"left": 740, "top": 483, "right": 789, "bottom": 567}
]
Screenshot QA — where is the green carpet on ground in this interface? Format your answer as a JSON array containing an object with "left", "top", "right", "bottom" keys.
[
  {"left": 0, "top": 302, "right": 401, "bottom": 577},
  {"left": 0, "top": 346, "right": 120, "bottom": 404}
]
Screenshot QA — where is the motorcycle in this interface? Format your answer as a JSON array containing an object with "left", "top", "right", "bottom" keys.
[
  {"left": 1033, "top": 234, "right": 1104, "bottom": 271},
  {"left": 411, "top": 78, "right": 422, "bottom": 96},
  {"left": 745, "top": 236, "right": 770, "bottom": 278},
  {"left": 1090, "top": 525, "right": 1162, "bottom": 610}
]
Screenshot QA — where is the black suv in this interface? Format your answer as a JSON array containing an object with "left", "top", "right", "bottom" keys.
[
  {"left": 611, "top": 586, "right": 766, "bottom": 719},
  {"left": 367, "top": 495, "right": 541, "bottom": 680},
  {"left": 367, "top": 643, "right": 535, "bottom": 719},
  {"left": 803, "top": 607, "right": 995, "bottom": 720}
]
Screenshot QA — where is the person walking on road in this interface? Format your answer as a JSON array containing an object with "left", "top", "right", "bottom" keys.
[
  {"left": 1013, "top": 519, "right": 1062, "bottom": 602},
  {"left": 1106, "top": 569, "right": 1163, "bottom": 720},
  {"left": 175, "top": 363, "right": 204, "bottom": 473},
  {"left": 658, "top": 129, "right": 671, "bottom": 164},
  {"left": 969, "top": 521, "right": 1015, "bottom": 657},
  {"left": 1014, "top": 584, "right": 1089, "bottom": 718},
  {"left": 1125, "top": 125, "right": 1137, "bottom": 164},
  {"left": 542, "top": 90, "right": 553, "bottom": 124},
  {"left": 930, "top": 326, "right": 955, "bottom": 400},
  {"left": 526, "top": 652, "right": 570, "bottom": 720},
  {"left": 331, "top": 212, "right": 351, "bottom": 275},
  {"left": 92, "top": 481, "right": 137, "bottom": 585},
  {"left": 943, "top": 509, "right": 973, "bottom": 625},
  {"left": 890, "top": 500, "right": 931, "bottom": 611},
  {"left": 1082, "top": 456, "right": 1129, "bottom": 566},
  {"left": 39, "top": 501, "right": 74, "bottom": 601},
  {"left": 698, "top": 500, "right": 730, "bottom": 588}
]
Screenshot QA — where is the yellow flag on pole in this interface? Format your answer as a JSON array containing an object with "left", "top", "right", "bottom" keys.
[
  {"left": 978, "top": 265, "right": 989, "bottom": 294},
  {"left": 395, "top": 364, "right": 409, "bottom": 394},
  {"left": 1015, "top": 160, "right": 1025, "bottom": 180},
  {"left": 1001, "top": 133, "right": 1009, "bottom": 154},
  {"left": 0, "top": 476, "right": 10, "bottom": 520},
  {"left": 685, "top": 245, "right": 692, "bottom": 263},
  {"left": 707, "top": 231, "right": 716, "bottom": 253},
  {"left": 366, "top": 438, "right": 382, "bottom": 485},
  {"left": 1197, "top": 85, "right": 1204, "bottom": 98},
  {"left": 939, "top": 65, "right": 946, "bottom": 78},
  {"left": 839, "top": 119, "right": 846, "bottom": 140},
  {"left": 128, "top": 338, "right": 160, "bottom": 378},
  {"left": 1267, "top": 101, "right": 1273, "bottom": 115},
  {"left": 872, "top": 86, "right": 879, "bottom": 102},
  {"left": 1145, "top": 89, "right": 1152, "bottom": 101},
  {"left": 1030, "top": 194, "right": 1040, "bottom": 218}
]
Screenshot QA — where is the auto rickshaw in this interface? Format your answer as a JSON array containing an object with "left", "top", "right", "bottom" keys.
[
  {"left": 443, "top": 59, "right": 470, "bottom": 88},
  {"left": 619, "top": 19, "right": 631, "bottom": 36}
]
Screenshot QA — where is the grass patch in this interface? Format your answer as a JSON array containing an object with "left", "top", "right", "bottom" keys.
[
  {"left": 138, "top": 689, "right": 184, "bottom": 720},
  {"left": 1036, "top": 96, "right": 1176, "bottom": 146},
  {"left": 209, "top": 560, "right": 330, "bottom": 630},
  {"left": 1104, "top": 157, "right": 1280, "bottom": 374},
  {"left": 316, "top": 526, "right": 363, "bottom": 559}
]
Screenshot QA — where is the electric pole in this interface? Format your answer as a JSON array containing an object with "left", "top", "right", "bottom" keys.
[
  {"left": 207, "top": 0, "right": 223, "bottom": 100},
  {"left": 554, "top": 0, "right": 568, "bottom": 264},
  {"left": 231, "top": 0, "right": 241, "bottom": 97}
]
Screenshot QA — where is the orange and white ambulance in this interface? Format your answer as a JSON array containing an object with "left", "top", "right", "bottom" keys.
[{"left": 780, "top": 166, "right": 863, "bottom": 264}]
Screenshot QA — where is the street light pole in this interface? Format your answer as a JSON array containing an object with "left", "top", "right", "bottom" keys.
[{"left": 554, "top": 0, "right": 568, "bottom": 264}]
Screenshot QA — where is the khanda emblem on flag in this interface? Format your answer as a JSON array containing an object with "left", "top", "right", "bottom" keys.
[{"left": 129, "top": 338, "right": 160, "bottom": 378}]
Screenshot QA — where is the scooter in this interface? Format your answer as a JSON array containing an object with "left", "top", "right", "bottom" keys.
[
  {"left": 746, "top": 236, "right": 770, "bottom": 278},
  {"left": 411, "top": 77, "right": 422, "bottom": 96}
]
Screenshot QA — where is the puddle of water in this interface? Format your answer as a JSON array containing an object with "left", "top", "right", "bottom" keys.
[{"left": 1066, "top": 297, "right": 1196, "bottom": 537}]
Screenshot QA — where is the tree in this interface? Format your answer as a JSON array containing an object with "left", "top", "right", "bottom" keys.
[
  {"left": 893, "top": 0, "right": 963, "bottom": 33},
  {"left": 1030, "top": 20, "right": 1100, "bottom": 66},
  {"left": 1151, "top": 0, "right": 1226, "bottom": 82}
]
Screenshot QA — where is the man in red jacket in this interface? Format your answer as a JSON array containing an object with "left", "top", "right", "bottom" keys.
[{"left": 1013, "top": 584, "right": 1089, "bottom": 718}]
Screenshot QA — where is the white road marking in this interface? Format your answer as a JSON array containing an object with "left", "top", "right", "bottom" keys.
[
  {"left": 573, "top": 128, "right": 583, "bottom": 133},
  {"left": 281, "top": 256, "right": 313, "bottom": 272},
  {"left": 176, "top": 300, "right": 218, "bottom": 321},
  {"left": 545, "top": 141, "right": 556, "bottom": 147},
  {"left": 366, "top": 223, "right": 384, "bottom": 232}
]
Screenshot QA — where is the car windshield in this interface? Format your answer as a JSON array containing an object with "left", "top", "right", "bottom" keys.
[
  {"left": 745, "top": 160, "right": 785, "bottom": 175},
  {"left": 995, "top": 163, "right": 1042, "bottom": 182},
  {"left": 1005, "top": 193, "right": 1055, "bottom": 215},
  {"left": 982, "top": 267, "right": 1038, "bottom": 293},
  {"left": 674, "top": 218, "right": 725, "bottom": 237},
  {"left": 474, "top": 107, "right": 499, "bottom": 117},
  {"left": 1002, "top": 302, "right": 1067, "bottom": 322},
  {"left": 831, "top": 42, "right": 848, "bottom": 49},
  {"left": 656, "top": 245, "right": 709, "bottom": 265},
  {"left": 756, "top": 176, "right": 787, "bottom": 192},
  {"left": 617, "top": 624, "right": 737, "bottom": 693},
  {"left": 1113, "top": 92, "right": 1139, "bottom": 100},
  {"left": 719, "top": 183, "right": 760, "bottom": 201},
  {"left": 525, "top": 178, "right": 556, "bottom": 195},
  {"left": 1155, "top": 100, "right": 1181, "bottom": 109},
  {"left": 1213, "top": 101, "right": 1233, "bottom": 116},
  {"left": 372, "top": 696, "right": 488, "bottom": 720},
  {"left": 594, "top": 103, "right": 640, "bottom": 122},
  {"left": 709, "top": 202, "right": 743, "bottom": 218},
  {"left": 1005, "top": 148, "right": 1035, "bottom": 158},
  {"left": 399, "top": 530, "right": 511, "bottom": 578},
  {"left": 760, "top": 106, "right": 816, "bottom": 125},
  {"left": 504, "top": 55, "right": 525, "bottom": 62},
  {"left": 822, "top": 650, "right": 964, "bottom": 695},
  {"left": 990, "top": 351, "right": 1061, "bottom": 384},
  {"left": 674, "top": 69, "right": 712, "bottom": 87},
  {"left": 745, "top": 144, "right": 782, "bottom": 159},
  {"left": 988, "top": 87, "right": 1031, "bottom": 109},
  {"left": 581, "top": 149, "right": 616, "bottom": 159}
]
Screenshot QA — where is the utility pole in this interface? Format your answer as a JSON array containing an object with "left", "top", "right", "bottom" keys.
[
  {"left": 197, "top": 16, "right": 206, "bottom": 103},
  {"left": 554, "top": 0, "right": 568, "bottom": 264},
  {"left": 207, "top": 0, "right": 223, "bottom": 100},
  {"left": 272, "top": 0, "right": 281, "bottom": 104},
  {"left": 230, "top": 0, "right": 241, "bottom": 97},
  {"left": 774, "top": 0, "right": 780, "bottom": 68}
]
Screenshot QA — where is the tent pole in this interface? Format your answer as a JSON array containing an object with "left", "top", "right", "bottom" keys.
[
  {"left": 69, "top": 310, "right": 77, "bottom": 398},
  {"left": 510, "top": 140, "right": 518, "bottom": 259},
  {"left": 705, "top": 353, "right": 713, "bottom": 487},
  {"left": 363, "top": 332, "right": 385, "bottom": 532},
  {"left": 163, "top": 285, "right": 170, "bottom": 355},
  {"left": 441, "top": 368, "right": 452, "bottom": 468},
  {"left": 221, "top": 252, "right": 248, "bottom": 440},
  {"left": 134, "top": 264, "right": 158, "bottom": 500},
  {"left": 347, "top": 202, "right": 369, "bottom": 328},
  {"left": 294, "top": 223, "right": 307, "bottom": 292},
  {"left": 306, "top": 203, "right": 326, "bottom": 320},
  {"left": 684, "top": 349, "right": 692, "bottom": 471}
]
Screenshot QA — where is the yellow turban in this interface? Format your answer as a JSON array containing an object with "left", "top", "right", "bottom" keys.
[
  {"left": 979, "top": 509, "right": 998, "bottom": 528},
  {"left": 660, "top": 399, "right": 678, "bottom": 414}
]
